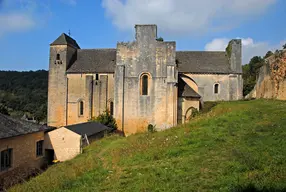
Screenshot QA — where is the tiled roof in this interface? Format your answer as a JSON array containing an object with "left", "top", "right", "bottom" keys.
[
  {"left": 178, "top": 77, "right": 201, "bottom": 98},
  {"left": 50, "top": 33, "right": 80, "bottom": 49},
  {"left": 67, "top": 49, "right": 116, "bottom": 73},
  {"left": 176, "top": 51, "right": 234, "bottom": 74},
  {"left": 65, "top": 121, "right": 112, "bottom": 137},
  {"left": 0, "top": 114, "right": 53, "bottom": 140},
  {"left": 66, "top": 50, "right": 236, "bottom": 74}
]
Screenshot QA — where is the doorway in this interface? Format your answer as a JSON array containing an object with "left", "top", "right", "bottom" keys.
[{"left": 45, "top": 149, "right": 54, "bottom": 165}]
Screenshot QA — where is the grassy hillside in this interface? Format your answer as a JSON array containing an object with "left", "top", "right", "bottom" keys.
[
  {"left": 0, "top": 70, "right": 48, "bottom": 121},
  {"left": 10, "top": 100, "right": 286, "bottom": 192}
]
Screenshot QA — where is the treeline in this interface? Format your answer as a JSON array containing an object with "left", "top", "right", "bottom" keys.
[{"left": 0, "top": 70, "right": 48, "bottom": 122}]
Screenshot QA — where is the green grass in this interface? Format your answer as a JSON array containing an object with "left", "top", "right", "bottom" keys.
[{"left": 10, "top": 100, "right": 286, "bottom": 192}]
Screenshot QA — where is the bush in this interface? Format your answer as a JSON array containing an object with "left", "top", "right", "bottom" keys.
[
  {"left": 0, "top": 104, "right": 9, "bottom": 115},
  {"left": 147, "top": 124, "right": 156, "bottom": 133},
  {"left": 156, "top": 37, "right": 164, "bottom": 42},
  {"left": 189, "top": 107, "right": 199, "bottom": 119},
  {"left": 89, "top": 110, "right": 117, "bottom": 131}
]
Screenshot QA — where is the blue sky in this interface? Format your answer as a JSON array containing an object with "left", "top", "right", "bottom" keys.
[{"left": 0, "top": 0, "right": 285, "bottom": 71}]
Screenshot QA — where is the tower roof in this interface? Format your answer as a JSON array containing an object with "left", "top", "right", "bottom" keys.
[{"left": 50, "top": 33, "right": 80, "bottom": 49}]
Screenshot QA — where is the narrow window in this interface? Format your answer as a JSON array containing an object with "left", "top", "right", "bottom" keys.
[
  {"left": 95, "top": 74, "right": 99, "bottom": 80},
  {"left": 141, "top": 75, "right": 148, "bottom": 95},
  {"left": 56, "top": 54, "right": 60, "bottom": 60},
  {"left": 79, "top": 101, "right": 84, "bottom": 116},
  {"left": 36, "top": 140, "right": 44, "bottom": 157},
  {"left": 214, "top": 84, "right": 219, "bottom": 94},
  {"left": 110, "top": 102, "right": 114, "bottom": 116},
  {"left": 1, "top": 148, "right": 12, "bottom": 171}
]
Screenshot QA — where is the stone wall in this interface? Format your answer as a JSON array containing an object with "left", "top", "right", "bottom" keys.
[
  {"left": 66, "top": 73, "right": 114, "bottom": 126},
  {"left": 177, "top": 97, "right": 200, "bottom": 124},
  {"left": 183, "top": 73, "right": 243, "bottom": 101},
  {"left": 114, "top": 25, "right": 178, "bottom": 135},
  {"left": 0, "top": 132, "right": 45, "bottom": 179},
  {"left": 48, "top": 45, "right": 77, "bottom": 127},
  {"left": 247, "top": 60, "right": 286, "bottom": 100},
  {"left": 44, "top": 127, "right": 82, "bottom": 161}
]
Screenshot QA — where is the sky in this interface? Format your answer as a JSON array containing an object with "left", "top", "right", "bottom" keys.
[{"left": 0, "top": 0, "right": 285, "bottom": 71}]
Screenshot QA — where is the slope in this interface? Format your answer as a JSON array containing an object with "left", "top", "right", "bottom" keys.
[{"left": 10, "top": 100, "right": 286, "bottom": 192}]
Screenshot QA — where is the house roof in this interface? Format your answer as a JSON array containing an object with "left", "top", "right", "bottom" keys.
[
  {"left": 178, "top": 77, "right": 201, "bottom": 98},
  {"left": 65, "top": 121, "right": 112, "bottom": 137},
  {"left": 66, "top": 50, "right": 235, "bottom": 74},
  {"left": 0, "top": 114, "right": 52, "bottom": 140},
  {"left": 176, "top": 51, "right": 235, "bottom": 74},
  {"left": 67, "top": 49, "right": 116, "bottom": 73},
  {"left": 50, "top": 33, "right": 80, "bottom": 49}
]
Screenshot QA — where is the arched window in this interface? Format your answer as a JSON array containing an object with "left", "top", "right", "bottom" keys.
[
  {"left": 56, "top": 54, "right": 60, "bottom": 60},
  {"left": 79, "top": 101, "right": 84, "bottom": 116},
  {"left": 214, "top": 83, "right": 219, "bottom": 94},
  {"left": 141, "top": 74, "right": 149, "bottom": 95}
]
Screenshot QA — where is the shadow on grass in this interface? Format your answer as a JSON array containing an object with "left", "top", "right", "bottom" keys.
[{"left": 232, "top": 183, "right": 286, "bottom": 192}]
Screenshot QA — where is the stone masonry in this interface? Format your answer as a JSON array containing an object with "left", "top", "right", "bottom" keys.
[{"left": 47, "top": 24, "right": 243, "bottom": 135}]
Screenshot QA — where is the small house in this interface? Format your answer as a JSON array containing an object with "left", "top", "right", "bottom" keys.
[
  {"left": 0, "top": 113, "right": 53, "bottom": 189},
  {"left": 44, "top": 121, "right": 111, "bottom": 162}
]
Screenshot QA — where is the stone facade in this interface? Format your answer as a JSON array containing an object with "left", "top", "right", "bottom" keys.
[
  {"left": 183, "top": 73, "right": 243, "bottom": 101},
  {"left": 246, "top": 50, "right": 286, "bottom": 100},
  {"left": 115, "top": 25, "right": 177, "bottom": 135},
  {"left": 0, "top": 132, "right": 45, "bottom": 176},
  {"left": 47, "top": 24, "right": 243, "bottom": 135},
  {"left": 0, "top": 132, "right": 46, "bottom": 189}
]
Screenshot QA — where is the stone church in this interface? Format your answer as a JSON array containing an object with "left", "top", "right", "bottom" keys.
[{"left": 48, "top": 25, "right": 243, "bottom": 136}]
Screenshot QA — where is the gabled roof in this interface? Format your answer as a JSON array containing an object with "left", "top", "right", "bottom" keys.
[
  {"left": 50, "top": 33, "right": 80, "bottom": 49},
  {"left": 0, "top": 114, "right": 53, "bottom": 140},
  {"left": 178, "top": 77, "right": 201, "bottom": 98},
  {"left": 176, "top": 51, "right": 234, "bottom": 74},
  {"left": 66, "top": 50, "right": 236, "bottom": 74},
  {"left": 67, "top": 49, "right": 116, "bottom": 73},
  {"left": 65, "top": 121, "right": 112, "bottom": 137}
]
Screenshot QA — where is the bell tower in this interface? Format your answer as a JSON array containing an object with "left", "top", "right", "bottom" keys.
[{"left": 47, "top": 33, "right": 80, "bottom": 127}]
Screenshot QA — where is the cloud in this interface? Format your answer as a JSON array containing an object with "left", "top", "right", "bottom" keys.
[
  {"left": 102, "top": 0, "right": 276, "bottom": 35},
  {"left": 205, "top": 38, "right": 286, "bottom": 64},
  {"left": 0, "top": 13, "right": 35, "bottom": 36},
  {"left": 0, "top": 0, "right": 74, "bottom": 37}
]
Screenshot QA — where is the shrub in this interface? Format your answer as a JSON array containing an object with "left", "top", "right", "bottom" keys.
[
  {"left": 0, "top": 104, "right": 9, "bottom": 115},
  {"left": 189, "top": 107, "right": 199, "bottom": 119},
  {"left": 147, "top": 124, "right": 156, "bottom": 133},
  {"left": 89, "top": 110, "right": 117, "bottom": 131},
  {"left": 156, "top": 37, "right": 164, "bottom": 42}
]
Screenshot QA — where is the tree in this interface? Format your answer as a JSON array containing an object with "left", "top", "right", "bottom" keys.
[
  {"left": 89, "top": 110, "right": 117, "bottom": 131},
  {"left": 242, "top": 56, "right": 265, "bottom": 96},
  {"left": 156, "top": 37, "right": 164, "bottom": 42},
  {"left": 283, "top": 43, "right": 286, "bottom": 49},
  {"left": 249, "top": 56, "right": 264, "bottom": 76},
  {"left": 264, "top": 51, "right": 273, "bottom": 59}
]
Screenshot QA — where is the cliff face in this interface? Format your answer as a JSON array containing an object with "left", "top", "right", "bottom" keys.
[{"left": 246, "top": 50, "right": 286, "bottom": 100}]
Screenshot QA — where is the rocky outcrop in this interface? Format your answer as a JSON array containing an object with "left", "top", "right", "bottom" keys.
[{"left": 246, "top": 50, "right": 286, "bottom": 100}]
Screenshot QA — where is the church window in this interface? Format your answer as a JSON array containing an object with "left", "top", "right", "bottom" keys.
[
  {"left": 96, "top": 74, "right": 99, "bottom": 80},
  {"left": 56, "top": 54, "right": 60, "bottom": 60},
  {"left": 141, "top": 74, "right": 149, "bottom": 95},
  {"left": 110, "top": 102, "right": 114, "bottom": 116},
  {"left": 79, "top": 101, "right": 84, "bottom": 116},
  {"left": 214, "top": 83, "right": 219, "bottom": 94}
]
